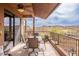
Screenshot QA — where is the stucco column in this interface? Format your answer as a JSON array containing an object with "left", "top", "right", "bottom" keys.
[{"left": 21, "top": 18, "right": 26, "bottom": 42}]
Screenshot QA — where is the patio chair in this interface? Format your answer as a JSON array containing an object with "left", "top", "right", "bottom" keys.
[{"left": 28, "top": 37, "right": 39, "bottom": 56}]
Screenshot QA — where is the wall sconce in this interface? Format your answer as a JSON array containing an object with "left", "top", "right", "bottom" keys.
[{"left": 17, "top": 4, "right": 24, "bottom": 12}]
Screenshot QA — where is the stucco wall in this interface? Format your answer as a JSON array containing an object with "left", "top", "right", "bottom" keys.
[
  {"left": 0, "top": 5, "right": 4, "bottom": 46},
  {"left": 0, "top": 5, "right": 4, "bottom": 55}
]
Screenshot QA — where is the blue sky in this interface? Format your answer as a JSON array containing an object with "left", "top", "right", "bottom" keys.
[
  {"left": 4, "top": 3, "right": 79, "bottom": 27},
  {"left": 27, "top": 3, "right": 79, "bottom": 27}
]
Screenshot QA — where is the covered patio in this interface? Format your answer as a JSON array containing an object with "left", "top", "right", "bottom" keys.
[
  {"left": 0, "top": 3, "right": 60, "bottom": 56},
  {"left": 0, "top": 3, "right": 79, "bottom": 56}
]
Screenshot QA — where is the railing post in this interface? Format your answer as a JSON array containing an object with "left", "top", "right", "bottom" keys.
[
  {"left": 20, "top": 18, "right": 21, "bottom": 42},
  {"left": 33, "top": 17, "right": 35, "bottom": 38},
  {"left": 76, "top": 40, "right": 79, "bottom": 56},
  {"left": 57, "top": 34, "right": 59, "bottom": 45},
  {"left": 25, "top": 20, "right": 27, "bottom": 33}
]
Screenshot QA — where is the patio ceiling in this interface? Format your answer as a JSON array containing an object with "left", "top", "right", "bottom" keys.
[
  {"left": 4, "top": 3, "right": 59, "bottom": 19},
  {"left": 32, "top": 3, "right": 59, "bottom": 19}
]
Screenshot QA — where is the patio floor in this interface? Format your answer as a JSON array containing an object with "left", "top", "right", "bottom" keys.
[{"left": 7, "top": 41, "right": 60, "bottom": 56}]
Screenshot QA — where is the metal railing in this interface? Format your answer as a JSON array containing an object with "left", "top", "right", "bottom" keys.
[{"left": 50, "top": 32, "right": 79, "bottom": 56}]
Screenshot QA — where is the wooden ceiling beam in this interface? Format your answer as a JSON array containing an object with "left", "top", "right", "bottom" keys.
[{"left": 22, "top": 15, "right": 32, "bottom": 18}]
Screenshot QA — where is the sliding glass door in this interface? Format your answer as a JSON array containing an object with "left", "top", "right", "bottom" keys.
[{"left": 4, "top": 16, "right": 15, "bottom": 50}]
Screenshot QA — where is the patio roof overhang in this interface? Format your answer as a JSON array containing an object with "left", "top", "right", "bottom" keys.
[
  {"left": 0, "top": 3, "right": 60, "bottom": 46},
  {"left": 3, "top": 3, "right": 60, "bottom": 19}
]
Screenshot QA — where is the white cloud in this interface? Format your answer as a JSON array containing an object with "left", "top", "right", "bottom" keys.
[
  {"left": 27, "top": 3, "right": 79, "bottom": 27},
  {"left": 46, "top": 3, "right": 79, "bottom": 26},
  {"left": 48, "top": 3, "right": 79, "bottom": 20},
  {"left": 55, "top": 3, "right": 77, "bottom": 14}
]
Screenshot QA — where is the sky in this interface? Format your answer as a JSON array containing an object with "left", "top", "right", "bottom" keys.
[{"left": 4, "top": 3, "right": 79, "bottom": 27}]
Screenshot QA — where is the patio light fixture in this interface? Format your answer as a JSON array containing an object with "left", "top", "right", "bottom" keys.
[{"left": 17, "top": 4, "right": 24, "bottom": 12}]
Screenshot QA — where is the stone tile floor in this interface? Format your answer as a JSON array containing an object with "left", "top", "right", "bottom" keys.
[{"left": 7, "top": 41, "right": 60, "bottom": 56}]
